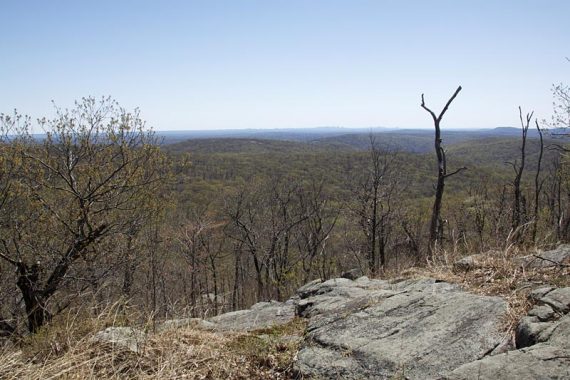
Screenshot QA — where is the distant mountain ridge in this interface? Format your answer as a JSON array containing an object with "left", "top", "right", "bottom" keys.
[{"left": 155, "top": 125, "right": 561, "bottom": 145}]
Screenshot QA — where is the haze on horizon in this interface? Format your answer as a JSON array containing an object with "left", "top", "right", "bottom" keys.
[{"left": 1, "top": 1, "right": 568, "bottom": 131}]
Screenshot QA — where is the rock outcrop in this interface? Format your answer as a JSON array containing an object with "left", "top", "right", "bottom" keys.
[
  {"left": 90, "top": 263, "right": 570, "bottom": 379},
  {"left": 293, "top": 277, "right": 509, "bottom": 380},
  {"left": 208, "top": 299, "right": 296, "bottom": 332},
  {"left": 447, "top": 287, "right": 570, "bottom": 380},
  {"left": 518, "top": 245, "right": 570, "bottom": 270},
  {"left": 157, "top": 317, "right": 217, "bottom": 332}
]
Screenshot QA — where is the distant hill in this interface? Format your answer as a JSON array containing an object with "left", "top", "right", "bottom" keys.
[
  {"left": 309, "top": 128, "right": 553, "bottom": 153},
  {"left": 162, "top": 127, "right": 569, "bottom": 159},
  {"left": 158, "top": 125, "right": 557, "bottom": 146},
  {"left": 157, "top": 127, "right": 393, "bottom": 144},
  {"left": 165, "top": 137, "right": 332, "bottom": 155},
  {"left": 446, "top": 136, "right": 559, "bottom": 171}
]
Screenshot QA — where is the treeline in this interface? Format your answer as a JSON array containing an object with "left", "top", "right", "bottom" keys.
[{"left": 1, "top": 91, "right": 569, "bottom": 337}]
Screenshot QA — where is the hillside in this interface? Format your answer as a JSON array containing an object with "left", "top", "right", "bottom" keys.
[
  {"left": 164, "top": 130, "right": 560, "bottom": 159},
  {"left": 165, "top": 133, "right": 553, "bottom": 203},
  {"left": 165, "top": 137, "right": 331, "bottom": 155},
  {"left": 310, "top": 130, "right": 503, "bottom": 153},
  {"left": 446, "top": 137, "right": 558, "bottom": 170}
]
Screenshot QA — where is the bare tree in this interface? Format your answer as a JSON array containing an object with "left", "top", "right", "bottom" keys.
[
  {"left": 177, "top": 208, "right": 210, "bottom": 313},
  {"left": 508, "top": 107, "right": 533, "bottom": 241},
  {"left": 0, "top": 97, "right": 168, "bottom": 332},
  {"left": 296, "top": 179, "right": 339, "bottom": 282},
  {"left": 420, "top": 86, "right": 465, "bottom": 257},
  {"left": 225, "top": 186, "right": 265, "bottom": 302},
  {"left": 532, "top": 119, "right": 545, "bottom": 242},
  {"left": 352, "top": 135, "right": 400, "bottom": 275},
  {"left": 225, "top": 178, "right": 309, "bottom": 301}
]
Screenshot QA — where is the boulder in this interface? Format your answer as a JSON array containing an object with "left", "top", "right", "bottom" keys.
[
  {"left": 518, "top": 245, "right": 570, "bottom": 269},
  {"left": 341, "top": 268, "right": 365, "bottom": 280},
  {"left": 157, "top": 317, "right": 217, "bottom": 332},
  {"left": 516, "top": 288, "right": 570, "bottom": 349},
  {"left": 294, "top": 277, "right": 509, "bottom": 380},
  {"left": 445, "top": 344, "right": 570, "bottom": 380},
  {"left": 453, "top": 253, "right": 487, "bottom": 272},
  {"left": 207, "top": 300, "right": 296, "bottom": 332},
  {"left": 91, "top": 327, "right": 146, "bottom": 353},
  {"left": 540, "top": 287, "right": 570, "bottom": 313}
]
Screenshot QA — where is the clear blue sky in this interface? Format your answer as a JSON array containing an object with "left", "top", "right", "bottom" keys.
[{"left": 1, "top": 1, "right": 568, "bottom": 130}]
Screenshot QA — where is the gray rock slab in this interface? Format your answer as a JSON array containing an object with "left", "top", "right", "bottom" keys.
[
  {"left": 446, "top": 344, "right": 570, "bottom": 380},
  {"left": 451, "top": 287, "right": 570, "bottom": 379},
  {"left": 207, "top": 300, "right": 295, "bottom": 332},
  {"left": 529, "top": 286, "right": 555, "bottom": 302},
  {"left": 294, "top": 277, "right": 508, "bottom": 380},
  {"left": 543, "top": 315, "right": 570, "bottom": 350},
  {"left": 91, "top": 326, "right": 146, "bottom": 353},
  {"left": 540, "top": 287, "right": 570, "bottom": 314},
  {"left": 295, "top": 276, "right": 394, "bottom": 319},
  {"left": 528, "top": 305, "right": 556, "bottom": 321},
  {"left": 520, "top": 245, "right": 570, "bottom": 269},
  {"left": 157, "top": 317, "right": 217, "bottom": 332}
]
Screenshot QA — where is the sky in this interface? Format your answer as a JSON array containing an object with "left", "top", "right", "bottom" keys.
[{"left": 1, "top": 0, "right": 569, "bottom": 131}]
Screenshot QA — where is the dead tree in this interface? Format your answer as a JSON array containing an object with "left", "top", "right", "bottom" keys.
[
  {"left": 509, "top": 107, "right": 533, "bottom": 241},
  {"left": 421, "top": 86, "right": 466, "bottom": 257},
  {"left": 532, "top": 119, "right": 545, "bottom": 242}
]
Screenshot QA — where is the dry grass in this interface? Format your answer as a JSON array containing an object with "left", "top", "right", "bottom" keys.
[{"left": 0, "top": 309, "right": 306, "bottom": 380}]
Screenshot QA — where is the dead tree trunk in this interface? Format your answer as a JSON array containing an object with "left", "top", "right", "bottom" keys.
[
  {"left": 510, "top": 107, "right": 533, "bottom": 242},
  {"left": 421, "top": 86, "right": 465, "bottom": 258},
  {"left": 532, "top": 119, "right": 545, "bottom": 242}
]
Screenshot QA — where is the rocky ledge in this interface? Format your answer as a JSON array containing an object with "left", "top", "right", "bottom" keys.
[
  {"left": 93, "top": 248, "right": 570, "bottom": 379},
  {"left": 294, "top": 277, "right": 509, "bottom": 379},
  {"left": 446, "top": 286, "right": 570, "bottom": 380}
]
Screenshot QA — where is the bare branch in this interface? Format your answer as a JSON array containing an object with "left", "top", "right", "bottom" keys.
[
  {"left": 420, "top": 94, "right": 438, "bottom": 122},
  {"left": 0, "top": 243, "right": 18, "bottom": 266},
  {"left": 444, "top": 166, "right": 467, "bottom": 179},
  {"left": 438, "top": 86, "right": 462, "bottom": 121},
  {"left": 532, "top": 254, "right": 569, "bottom": 268}
]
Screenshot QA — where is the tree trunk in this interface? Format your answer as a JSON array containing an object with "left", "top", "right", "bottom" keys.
[
  {"left": 429, "top": 135, "right": 446, "bottom": 255},
  {"left": 232, "top": 244, "right": 241, "bottom": 310},
  {"left": 369, "top": 186, "right": 378, "bottom": 275},
  {"left": 532, "top": 120, "right": 544, "bottom": 242},
  {"left": 511, "top": 107, "right": 533, "bottom": 242},
  {"left": 421, "top": 86, "right": 463, "bottom": 258},
  {"left": 17, "top": 263, "right": 49, "bottom": 333}
]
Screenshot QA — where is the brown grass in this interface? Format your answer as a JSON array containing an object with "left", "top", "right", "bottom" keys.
[{"left": 0, "top": 308, "right": 306, "bottom": 380}]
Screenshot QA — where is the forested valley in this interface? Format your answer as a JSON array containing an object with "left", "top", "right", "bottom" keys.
[{"left": 1, "top": 88, "right": 569, "bottom": 340}]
